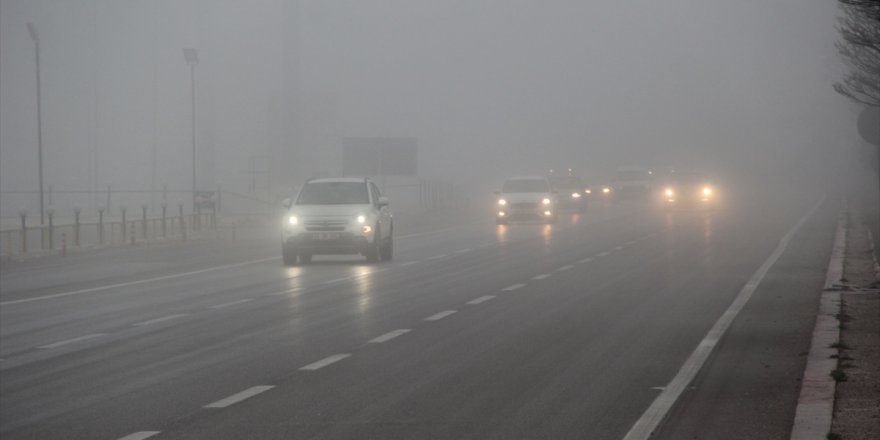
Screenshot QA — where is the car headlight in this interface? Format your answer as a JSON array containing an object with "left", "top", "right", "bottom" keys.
[
  {"left": 665, "top": 188, "right": 674, "bottom": 197},
  {"left": 542, "top": 198, "right": 551, "bottom": 205},
  {"left": 288, "top": 216, "right": 299, "bottom": 225},
  {"left": 498, "top": 199, "right": 507, "bottom": 206},
  {"left": 585, "top": 188, "right": 592, "bottom": 194},
  {"left": 571, "top": 192, "right": 582, "bottom": 198},
  {"left": 602, "top": 187, "right": 611, "bottom": 194},
  {"left": 702, "top": 187, "right": 713, "bottom": 196},
  {"left": 356, "top": 214, "right": 366, "bottom": 224}
]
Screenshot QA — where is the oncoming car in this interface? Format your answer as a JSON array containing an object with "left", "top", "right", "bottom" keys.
[
  {"left": 548, "top": 175, "right": 587, "bottom": 213},
  {"left": 282, "top": 177, "right": 393, "bottom": 265},
  {"left": 661, "top": 171, "right": 717, "bottom": 209},
  {"left": 495, "top": 176, "right": 557, "bottom": 225}
]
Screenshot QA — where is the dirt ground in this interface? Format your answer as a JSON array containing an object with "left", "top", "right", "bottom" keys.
[{"left": 830, "top": 205, "right": 880, "bottom": 439}]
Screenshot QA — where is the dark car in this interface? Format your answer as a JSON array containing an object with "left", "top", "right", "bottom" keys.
[{"left": 548, "top": 175, "right": 587, "bottom": 213}]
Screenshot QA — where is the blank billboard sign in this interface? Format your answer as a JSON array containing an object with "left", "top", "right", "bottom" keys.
[{"left": 343, "top": 137, "right": 418, "bottom": 176}]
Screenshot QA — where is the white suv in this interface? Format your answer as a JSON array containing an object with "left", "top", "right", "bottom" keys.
[
  {"left": 495, "top": 176, "right": 557, "bottom": 225},
  {"left": 282, "top": 177, "right": 393, "bottom": 265}
]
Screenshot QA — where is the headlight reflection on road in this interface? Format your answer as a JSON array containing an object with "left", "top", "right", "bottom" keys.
[{"left": 352, "top": 267, "right": 374, "bottom": 313}]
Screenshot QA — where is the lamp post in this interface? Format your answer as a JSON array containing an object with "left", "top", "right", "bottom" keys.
[
  {"left": 183, "top": 48, "right": 198, "bottom": 213},
  {"left": 27, "top": 23, "right": 45, "bottom": 229}
]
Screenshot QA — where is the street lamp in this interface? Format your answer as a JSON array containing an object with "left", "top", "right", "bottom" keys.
[
  {"left": 183, "top": 47, "right": 198, "bottom": 212},
  {"left": 27, "top": 23, "right": 45, "bottom": 228}
]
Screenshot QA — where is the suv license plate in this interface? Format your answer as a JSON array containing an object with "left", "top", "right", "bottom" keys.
[{"left": 313, "top": 232, "right": 340, "bottom": 240}]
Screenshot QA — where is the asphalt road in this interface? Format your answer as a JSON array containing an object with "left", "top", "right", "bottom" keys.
[{"left": 0, "top": 192, "right": 838, "bottom": 440}]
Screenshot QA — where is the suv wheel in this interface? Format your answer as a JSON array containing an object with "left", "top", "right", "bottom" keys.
[
  {"left": 380, "top": 229, "right": 393, "bottom": 261},
  {"left": 282, "top": 245, "right": 297, "bottom": 266}
]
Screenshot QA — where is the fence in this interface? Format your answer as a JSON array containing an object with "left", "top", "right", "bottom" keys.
[{"left": 0, "top": 206, "right": 216, "bottom": 258}]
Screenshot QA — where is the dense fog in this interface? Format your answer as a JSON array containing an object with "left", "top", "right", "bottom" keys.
[{"left": 0, "top": 0, "right": 870, "bottom": 219}]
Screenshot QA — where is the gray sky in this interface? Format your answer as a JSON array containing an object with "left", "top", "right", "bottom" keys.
[{"left": 0, "top": 0, "right": 865, "bottom": 215}]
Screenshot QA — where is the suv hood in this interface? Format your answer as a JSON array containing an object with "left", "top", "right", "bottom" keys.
[
  {"left": 290, "top": 204, "right": 373, "bottom": 218},
  {"left": 500, "top": 193, "right": 553, "bottom": 203}
]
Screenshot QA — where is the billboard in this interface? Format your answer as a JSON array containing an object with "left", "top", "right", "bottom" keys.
[{"left": 342, "top": 137, "right": 418, "bottom": 176}]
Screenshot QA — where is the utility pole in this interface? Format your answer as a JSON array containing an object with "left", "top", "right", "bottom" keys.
[
  {"left": 183, "top": 48, "right": 198, "bottom": 212},
  {"left": 27, "top": 23, "right": 45, "bottom": 227}
]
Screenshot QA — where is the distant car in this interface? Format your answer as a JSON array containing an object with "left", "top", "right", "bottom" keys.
[
  {"left": 548, "top": 175, "right": 587, "bottom": 213},
  {"left": 660, "top": 171, "right": 717, "bottom": 209},
  {"left": 281, "top": 177, "right": 393, "bottom": 265},
  {"left": 585, "top": 182, "right": 614, "bottom": 200},
  {"left": 614, "top": 166, "right": 653, "bottom": 199},
  {"left": 495, "top": 176, "right": 557, "bottom": 225}
]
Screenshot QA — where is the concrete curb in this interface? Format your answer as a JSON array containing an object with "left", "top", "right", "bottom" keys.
[{"left": 790, "top": 202, "right": 847, "bottom": 439}]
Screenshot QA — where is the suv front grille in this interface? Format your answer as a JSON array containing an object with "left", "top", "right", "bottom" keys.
[{"left": 304, "top": 219, "right": 349, "bottom": 231}]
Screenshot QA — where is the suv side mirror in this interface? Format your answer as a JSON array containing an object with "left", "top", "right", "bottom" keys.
[
  {"left": 378, "top": 196, "right": 390, "bottom": 207},
  {"left": 281, "top": 198, "right": 292, "bottom": 209}
]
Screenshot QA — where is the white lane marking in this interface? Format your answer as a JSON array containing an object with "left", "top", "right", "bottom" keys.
[
  {"left": 502, "top": 283, "right": 526, "bottom": 291},
  {"left": 398, "top": 261, "right": 420, "bottom": 267},
  {"left": 38, "top": 333, "right": 107, "bottom": 349},
  {"left": 625, "top": 240, "right": 637, "bottom": 246},
  {"left": 267, "top": 287, "right": 302, "bottom": 296},
  {"left": 578, "top": 257, "right": 594, "bottom": 264},
  {"left": 325, "top": 277, "right": 352, "bottom": 284},
  {"left": 368, "top": 329, "right": 411, "bottom": 343},
  {"left": 556, "top": 265, "right": 574, "bottom": 272},
  {"left": 300, "top": 353, "right": 351, "bottom": 371},
  {"left": 116, "top": 432, "right": 161, "bottom": 440},
  {"left": 428, "top": 254, "right": 448, "bottom": 260},
  {"left": 466, "top": 295, "right": 496, "bottom": 305},
  {"left": 204, "top": 385, "right": 275, "bottom": 408},
  {"left": 622, "top": 197, "right": 824, "bottom": 440},
  {"left": 1, "top": 256, "right": 279, "bottom": 306},
  {"left": 424, "top": 310, "right": 457, "bottom": 321},
  {"left": 596, "top": 251, "right": 611, "bottom": 257},
  {"left": 132, "top": 313, "right": 190, "bottom": 327},
  {"left": 532, "top": 274, "right": 552, "bottom": 280},
  {"left": 612, "top": 246, "right": 625, "bottom": 251},
  {"left": 455, "top": 248, "right": 474, "bottom": 254},
  {"left": 650, "top": 387, "right": 666, "bottom": 391},
  {"left": 208, "top": 298, "right": 253, "bottom": 309}
]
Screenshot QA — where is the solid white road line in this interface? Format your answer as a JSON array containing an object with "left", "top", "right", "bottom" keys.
[
  {"left": 300, "top": 354, "right": 351, "bottom": 371},
  {"left": 368, "top": 329, "right": 412, "bottom": 343},
  {"left": 502, "top": 283, "right": 526, "bottom": 291},
  {"left": 622, "top": 197, "right": 824, "bottom": 440},
  {"left": 204, "top": 385, "right": 275, "bottom": 408},
  {"left": 398, "top": 261, "right": 420, "bottom": 267},
  {"left": 37, "top": 333, "right": 107, "bottom": 349},
  {"left": 116, "top": 431, "right": 161, "bottom": 440},
  {"left": 132, "top": 313, "right": 190, "bottom": 327},
  {"left": 1, "top": 256, "right": 279, "bottom": 306},
  {"left": 208, "top": 298, "right": 254, "bottom": 309},
  {"left": 578, "top": 257, "right": 594, "bottom": 264},
  {"left": 428, "top": 254, "right": 448, "bottom": 260},
  {"left": 267, "top": 287, "right": 302, "bottom": 296},
  {"left": 532, "top": 274, "right": 552, "bottom": 280},
  {"left": 466, "top": 295, "right": 496, "bottom": 305},
  {"left": 456, "top": 248, "right": 474, "bottom": 254},
  {"left": 424, "top": 310, "right": 457, "bottom": 321},
  {"left": 556, "top": 265, "right": 574, "bottom": 272}
]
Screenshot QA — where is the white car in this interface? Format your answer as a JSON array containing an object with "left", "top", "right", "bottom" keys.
[
  {"left": 282, "top": 177, "right": 393, "bottom": 265},
  {"left": 495, "top": 176, "right": 557, "bottom": 225}
]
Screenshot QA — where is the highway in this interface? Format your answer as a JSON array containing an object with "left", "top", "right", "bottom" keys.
[{"left": 0, "top": 192, "right": 838, "bottom": 440}]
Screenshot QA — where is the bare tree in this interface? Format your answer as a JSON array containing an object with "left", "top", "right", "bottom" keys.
[{"left": 835, "top": 0, "right": 880, "bottom": 106}]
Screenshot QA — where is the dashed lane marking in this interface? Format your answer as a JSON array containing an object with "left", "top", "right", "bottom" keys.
[
  {"left": 208, "top": 298, "right": 254, "bottom": 309},
  {"left": 368, "top": 329, "right": 411, "bottom": 343},
  {"left": 300, "top": 354, "right": 351, "bottom": 371},
  {"left": 1, "top": 257, "right": 279, "bottom": 306},
  {"left": 556, "top": 265, "right": 574, "bottom": 272},
  {"left": 204, "top": 385, "right": 275, "bottom": 408},
  {"left": 424, "top": 310, "right": 457, "bottom": 321},
  {"left": 612, "top": 246, "right": 625, "bottom": 251},
  {"left": 267, "top": 287, "right": 302, "bottom": 296},
  {"left": 532, "top": 274, "right": 552, "bottom": 280},
  {"left": 596, "top": 251, "right": 611, "bottom": 257},
  {"left": 466, "top": 295, "right": 495, "bottom": 305},
  {"left": 428, "top": 254, "right": 448, "bottom": 260},
  {"left": 578, "top": 257, "right": 594, "bottom": 264},
  {"left": 502, "top": 283, "right": 526, "bottom": 291},
  {"left": 398, "top": 261, "right": 420, "bottom": 267},
  {"left": 132, "top": 313, "right": 190, "bottom": 327},
  {"left": 116, "top": 432, "right": 161, "bottom": 440},
  {"left": 37, "top": 333, "right": 108, "bottom": 349}
]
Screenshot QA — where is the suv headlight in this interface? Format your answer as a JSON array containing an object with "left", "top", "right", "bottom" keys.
[
  {"left": 288, "top": 215, "right": 299, "bottom": 225},
  {"left": 356, "top": 214, "right": 366, "bottom": 224},
  {"left": 542, "top": 198, "right": 551, "bottom": 205},
  {"left": 498, "top": 199, "right": 507, "bottom": 206}
]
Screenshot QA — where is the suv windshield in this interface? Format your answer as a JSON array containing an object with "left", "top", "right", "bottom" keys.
[
  {"left": 549, "top": 176, "right": 582, "bottom": 189},
  {"left": 670, "top": 173, "right": 707, "bottom": 185},
  {"left": 503, "top": 179, "right": 550, "bottom": 193},
  {"left": 296, "top": 182, "right": 370, "bottom": 205}
]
